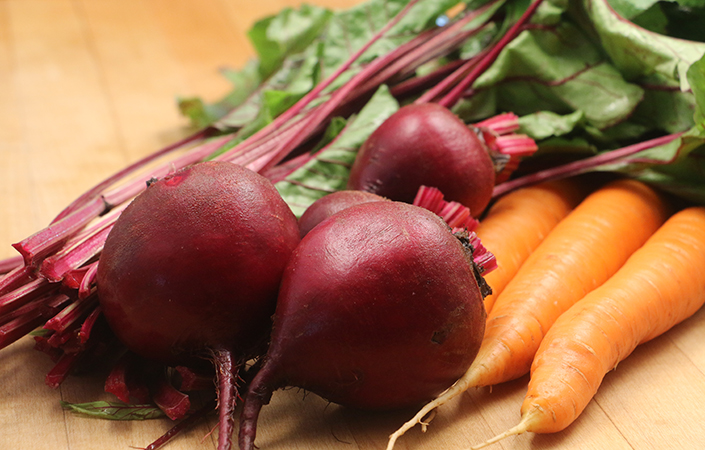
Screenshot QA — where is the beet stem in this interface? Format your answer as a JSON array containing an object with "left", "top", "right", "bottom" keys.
[
  {"left": 51, "top": 128, "right": 214, "bottom": 224},
  {"left": 143, "top": 398, "right": 218, "bottom": 450},
  {"left": 0, "top": 256, "right": 23, "bottom": 275},
  {"left": 438, "top": 0, "right": 547, "bottom": 109},
  {"left": 492, "top": 132, "right": 684, "bottom": 197}
]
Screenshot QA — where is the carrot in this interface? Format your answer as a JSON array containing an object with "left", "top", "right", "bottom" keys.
[
  {"left": 476, "top": 177, "right": 589, "bottom": 314},
  {"left": 386, "top": 178, "right": 671, "bottom": 450},
  {"left": 472, "top": 206, "right": 705, "bottom": 448}
]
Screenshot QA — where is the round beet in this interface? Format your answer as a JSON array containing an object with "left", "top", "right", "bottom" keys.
[
  {"left": 238, "top": 201, "right": 487, "bottom": 450},
  {"left": 97, "top": 161, "right": 300, "bottom": 450},
  {"left": 298, "top": 190, "right": 387, "bottom": 237},
  {"left": 347, "top": 103, "right": 495, "bottom": 216}
]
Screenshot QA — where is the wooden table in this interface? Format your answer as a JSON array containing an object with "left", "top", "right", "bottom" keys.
[{"left": 2, "top": 1, "right": 705, "bottom": 449}]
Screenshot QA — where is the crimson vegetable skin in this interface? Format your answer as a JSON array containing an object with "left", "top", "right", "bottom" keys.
[
  {"left": 298, "top": 190, "right": 387, "bottom": 236},
  {"left": 96, "top": 161, "right": 301, "bottom": 450},
  {"left": 347, "top": 103, "right": 495, "bottom": 216},
  {"left": 238, "top": 200, "right": 487, "bottom": 450}
]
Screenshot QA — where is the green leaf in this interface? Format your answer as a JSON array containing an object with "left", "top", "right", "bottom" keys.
[
  {"left": 599, "top": 131, "right": 705, "bottom": 203},
  {"left": 687, "top": 53, "right": 705, "bottom": 129},
  {"left": 248, "top": 4, "right": 333, "bottom": 80},
  {"left": 518, "top": 110, "right": 585, "bottom": 140},
  {"left": 318, "top": 0, "right": 460, "bottom": 86},
  {"left": 468, "top": 22, "right": 644, "bottom": 130},
  {"left": 605, "top": 0, "right": 660, "bottom": 19},
  {"left": 577, "top": 0, "right": 705, "bottom": 90},
  {"left": 216, "top": 51, "right": 320, "bottom": 130},
  {"left": 61, "top": 401, "right": 165, "bottom": 421},
  {"left": 276, "top": 85, "right": 400, "bottom": 216},
  {"left": 177, "top": 61, "right": 261, "bottom": 128}
]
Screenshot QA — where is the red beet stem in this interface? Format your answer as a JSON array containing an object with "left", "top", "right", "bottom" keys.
[
  {"left": 153, "top": 369, "right": 191, "bottom": 421},
  {"left": 438, "top": 0, "right": 547, "bottom": 108},
  {"left": 143, "top": 398, "right": 217, "bottom": 450},
  {"left": 0, "top": 256, "right": 22, "bottom": 275},
  {"left": 492, "top": 132, "right": 684, "bottom": 197}
]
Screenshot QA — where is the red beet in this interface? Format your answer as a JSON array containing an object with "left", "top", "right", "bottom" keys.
[
  {"left": 238, "top": 200, "right": 487, "bottom": 450},
  {"left": 96, "top": 161, "right": 300, "bottom": 450},
  {"left": 347, "top": 103, "right": 495, "bottom": 216},
  {"left": 298, "top": 190, "right": 387, "bottom": 236}
]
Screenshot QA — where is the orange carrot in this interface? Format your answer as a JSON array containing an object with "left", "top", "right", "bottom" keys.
[
  {"left": 477, "top": 178, "right": 588, "bottom": 313},
  {"left": 473, "top": 206, "right": 705, "bottom": 448},
  {"left": 386, "top": 179, "right": 670, "bottom": 450}
]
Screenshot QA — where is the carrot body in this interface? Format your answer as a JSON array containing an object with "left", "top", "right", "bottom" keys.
[
  {"left": 386, "top": 179, "right": 670, "bottom": 450},
  {"left": 474, "top": 206, "right": 705, "bottom": 447},
  {"left": 470, "top": 178, "right": 670, "bottom": 386},
  {"left": 477, "top": 178, "right": 588, "bottom": 313}
]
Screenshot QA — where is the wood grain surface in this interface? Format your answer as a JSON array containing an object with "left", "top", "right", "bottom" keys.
[{"left": 2, "top": 1, "right": 705, "bottom": 449}]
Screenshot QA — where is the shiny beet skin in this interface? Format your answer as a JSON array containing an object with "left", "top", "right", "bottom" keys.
[
  {"left": 238, "top": 200, "right": 487, "bottom": 450},
  {"left": 347, "top": 103, "right": 495, "bottom": 216},
  {"left": 96, "top": 161, "right": 301, "bottom": 366}
]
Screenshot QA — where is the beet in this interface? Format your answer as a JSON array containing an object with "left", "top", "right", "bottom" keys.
[
  {"left": 347, "top": 103, "right": 495, "bottom": 216},
  {"left": 96, "top": 161, "right": 300, "bottom": 450},
  {"left": 238, "top": 200, "right": 487, "bottom": 450},
  {"left": 298, "top": 190, "right": 387, "bottom": 237}
]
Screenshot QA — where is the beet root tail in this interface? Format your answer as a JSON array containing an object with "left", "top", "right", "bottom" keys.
[
  {"left": 213, "top": 348, "right": 241, "bottom": 450},
  {"left": 237, "top": 365, "right": 276, "bottom": 450}
]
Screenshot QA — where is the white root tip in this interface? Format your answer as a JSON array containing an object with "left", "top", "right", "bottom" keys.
[
  {"left": 386, "top": 374, "right": 477, "bottom": 450},
  {"left": 419, "top": 409, "right": 437, "bottom": 433},
  {"left": 469, "top": 421, "right": 530, "bottom": 450}
]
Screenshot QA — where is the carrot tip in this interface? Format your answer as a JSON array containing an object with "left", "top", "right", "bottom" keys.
[{"left": 470, "top": 421, "right": 529, "bottom": 450}]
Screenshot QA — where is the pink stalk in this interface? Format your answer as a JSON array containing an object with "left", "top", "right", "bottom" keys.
[
  {"left": 153, "top": 371, "right": 191, "bottom": 421},
  {"left": 357, "top": 9, "right": 493, "bottom": 98},
  {"left": 61, "top": 266, "right": 91, "bottom": 290},
  {"left": 0, "top": 265, "right": 36, "bottom": 297},
  {"left": 144, "top": 399, "right": 217, "bottom": 450},
  {"left": 493, "top": 132, "right": 684, "bottom": 197},
  {"left": 474, "top": 112, "right": 520, "bottom": 134},
  {"left": 412, "top": 186, "right": 479, "bottom": 231},
  {"left": 0, "top": 293, "right": 71, "bottom": 350},
  {"left": 175, "top": 366, "right": 216, "bottom": 392},
  {"left": 438, "top": 0, "right": 547, "bottom": 108},
  {"left": 46, "top": 350, "right": 82, "bottom": 388},
  {"left": 230, "top": 0, "right": 422, "bottom": 166},
  {"left": 253, "top": 3, "right": 495, "bottom": 173},
  {"left": 0, "top": 256, "right": 23, "bottom": 275},
  {"left": 415, "top": 49, "right": 487, "bottom": 104},
  {"left": 389, "top": 58, "right": 467, "bottom": 99},
  {"left": 78, "top": 306, "right": 101, "bottom": 344},
  {"left": 44, "top": 292, "right": 99, "bottom": 334},
  {"left": 0, "top": 277, "right": 53, "bottom": 316},
  {"left": 13, "top": 196, "right": 107, "bottom": 267},
  {"left": 40, "top": 224, "right": 113, "bottom": 283},
  {"left": 104, "top": 352, "right": 133, "bottom": 403},
  {"left": 52, "top": 128, "right": 213, "bottom": 223},
  {"left": 101, "top": 134, "right": 234, "bottom": 207},
  {"left": 463, "top": 231, "right": 497, "bottom": 274},
  {"left": 493, "top": 134, "right": 539, "bottom": 156},
  {"left": 105, "top": 351, "right": 151, "bottom": 404},
  {"left": 78, "top": 262, "right": 99, "bottom": 299}
]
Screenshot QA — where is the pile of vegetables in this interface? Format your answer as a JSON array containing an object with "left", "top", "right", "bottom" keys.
[{"left": 2, "top": 0, "right": 705, "bottom": 449}]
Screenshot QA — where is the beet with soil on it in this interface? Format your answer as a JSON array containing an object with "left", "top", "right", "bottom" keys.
[
  {"left": 238, "top": 200, "right": 489, "bottom": 450},
  {"left": 96, "top": 160, "right": 301, "bottom": 450}
]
